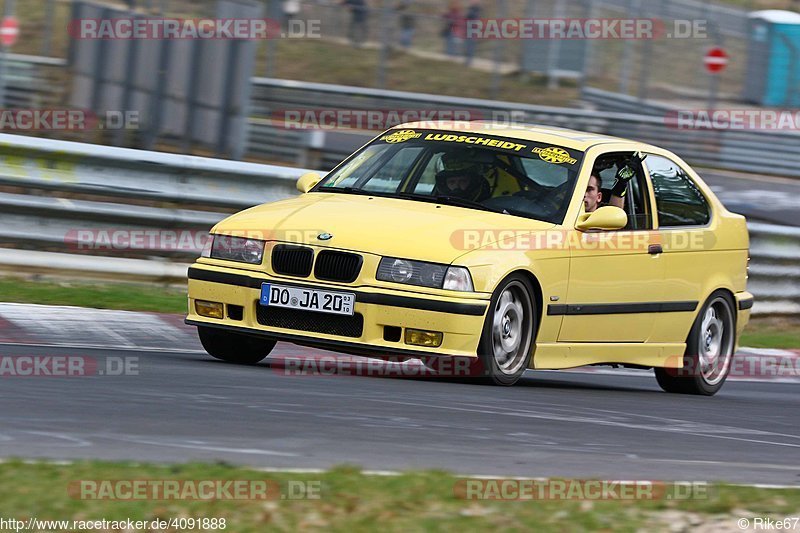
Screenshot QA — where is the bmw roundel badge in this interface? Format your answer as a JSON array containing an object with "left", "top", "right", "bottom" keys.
[{"left": 317, "top": 232, "right": 333, "bottom": 241}]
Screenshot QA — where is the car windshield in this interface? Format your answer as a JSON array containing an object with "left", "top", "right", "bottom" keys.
[{"left": 314, "top": 129, "right": 585, "bottom": 224}]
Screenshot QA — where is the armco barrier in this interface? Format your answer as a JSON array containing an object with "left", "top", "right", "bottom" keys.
[
  {"left": 0, "top": 134, "right": 796, "bottom": 314},
  {"left": 6, "top": 54, "right": 800, "bottom": 179},
  {"left": 247, "top": 78, "right": 800, "bottom": 178},
  {"left": 0, "top": 133, "right": 310, "bottom": 209}
]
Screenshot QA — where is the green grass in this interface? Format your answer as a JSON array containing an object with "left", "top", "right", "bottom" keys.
[
  {"left": 740, "top": 317, "right": 800, "bottom": 350},
  {"left": 0, "top": 460, "right": 798, "bottom": 532},
  {"left": 268, "top": 39, "right": 579, "bottom": 107},
  {"left": 0, "top": 277, "right": 186, "bottom": 314}
]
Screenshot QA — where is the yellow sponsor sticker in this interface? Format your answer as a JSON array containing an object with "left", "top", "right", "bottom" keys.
[
  {"left": 423, "top": 133, "right": 526, "bottom": 151},
  {"left": 532, "top": 146, "right": 577, "bottom": 165},
  {"left": 381, "top": 129, "right": 422, "bottom": 143}
]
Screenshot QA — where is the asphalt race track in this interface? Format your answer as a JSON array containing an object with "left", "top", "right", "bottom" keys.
[{"left": 1, "top": 341, "right": 798, "bottom": 486}]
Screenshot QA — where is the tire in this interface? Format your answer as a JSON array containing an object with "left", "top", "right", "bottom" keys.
[
  {"left": 476, "top": 274, "right": 537, "bottom": 386},
  {"left": 197, "top": 326, "right": 276, "bottom": 365},
  {"left": 655, "top": 291, "right": 736, "bottom": 396}
]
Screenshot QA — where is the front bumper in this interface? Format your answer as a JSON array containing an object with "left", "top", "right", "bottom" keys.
[{"left": 186, "top": 264, "right": 490, "bottom": 357}]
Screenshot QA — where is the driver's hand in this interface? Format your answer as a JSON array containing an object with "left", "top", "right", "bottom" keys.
[{"left": 610, "top": 152, "right": 645, "bottom": 198}]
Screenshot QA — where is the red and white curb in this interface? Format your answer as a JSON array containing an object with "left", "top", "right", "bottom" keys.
[{"left": 0, "top": 303, "right": 797, "bottom": 383}]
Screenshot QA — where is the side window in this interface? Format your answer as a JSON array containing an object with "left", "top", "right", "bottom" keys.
[
  {"left": 646, "top": 155, "right": 710, "bottom": 227},
  {"left": 593, "top": 152, "right": 652, "bottom": 231}
]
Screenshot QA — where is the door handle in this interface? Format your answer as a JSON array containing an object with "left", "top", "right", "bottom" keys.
[{"left": 648, "top": 244, "right": 663, "bottom": 255}]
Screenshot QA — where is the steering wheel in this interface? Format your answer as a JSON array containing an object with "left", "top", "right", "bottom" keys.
[
  {"left": 534, "top": 182, "right": 571, "bottom": 217},
  {"left": 512, "top": 181, "right": 549, "bottom": 200}
]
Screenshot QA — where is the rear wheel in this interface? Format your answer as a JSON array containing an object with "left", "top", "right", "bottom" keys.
[
  {"left": 476, "top": 274, "right": 537, "bottom": 386},
  {"left": 655, "top": 291, "right": 736, "bottom": 396},
  {"left": 197, "top": 326, "right": 276, "bottom": 365}
]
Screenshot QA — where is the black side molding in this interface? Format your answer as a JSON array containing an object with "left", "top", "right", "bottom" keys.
[
  {"left": 738, "top": 297, "right": 754, "bottom": 311},
  {"left": 547, "top": 301, "right": 698, "bottom": 316}
]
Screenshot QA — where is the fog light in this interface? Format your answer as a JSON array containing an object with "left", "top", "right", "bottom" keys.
[
  {"left": 404, "top": 329, "right": 443, "bottom": 347},
  {"left": 195, "top": 300, "right": 224, "bottom": 319}
]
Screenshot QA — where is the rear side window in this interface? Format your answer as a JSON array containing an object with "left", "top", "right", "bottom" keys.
[{"left": 646, "top": 154, "right": 710, "bottom": 227}]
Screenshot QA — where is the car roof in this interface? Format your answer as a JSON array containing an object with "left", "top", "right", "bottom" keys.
[{"left": 391, "top": 120, "right": 651, "bottom": 152}]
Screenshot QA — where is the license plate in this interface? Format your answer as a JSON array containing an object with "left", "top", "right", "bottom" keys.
[{"left": 260, "top": 283, "right": 355, "bottom": 316}]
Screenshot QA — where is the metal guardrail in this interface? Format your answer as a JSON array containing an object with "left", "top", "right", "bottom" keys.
[
  {"left": 0, "top": 133, "right": 309, "bottom": 209},
  {"left": 580, "top": 87, "right": 692, "bottom": 116},
  {"left": 0, "top": 134, "right": 797, "bottom": 313},
  {"left": 747, "top": 222, "right": 800, "bottom": 314},
  {"left": 0, "top": 191, "right": 222, "bottom": 259},
  {"left": 0, "top": 248, "right": 190, "bottom": 283},
  {"left": 3, "top": 54, "right": 795, "bottom": 179},
  {"left": 3, "top": 53, "right": 66, "bottom": 110},
  {"left": 247, "top": 78, "right": 800, "bottom": 180}
]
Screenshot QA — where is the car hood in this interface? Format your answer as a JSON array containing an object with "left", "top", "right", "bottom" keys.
[{"left": 213, "top": 192, "right": 555, "bottom": 264}]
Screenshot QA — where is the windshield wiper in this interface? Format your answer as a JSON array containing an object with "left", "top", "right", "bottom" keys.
[
  {"left": 318, "top": 186, "right": 374, "bottom": 195},
  {"left": 500, "top": 206, "right": 538, "bottom": 218},
  {"left": 396, "top": 193, "right": 500, "bottom": 213},
  {"left": 434, "top": 195, "right": 499, "bottom": 213}
]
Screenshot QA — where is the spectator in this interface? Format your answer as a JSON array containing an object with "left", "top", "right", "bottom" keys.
[
  {"left": 397, "top": 0, "right": 415, "bottom": 49},
  {"left": 283, "top": 0, "right": 301, "bottom": 24},
  {"left": 282, "top": 0, "right": 301, "bottom": 35},
  {"left": 463, "top": 0, "right": 480, "bottom": 65},
  {"left": 441, "top": 0, "right": 465, "bottom": 57},
  {"left": 342, "top": 0, "right": 369, "bottom": 47}
]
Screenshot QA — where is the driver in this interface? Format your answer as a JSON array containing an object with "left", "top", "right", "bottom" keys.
[
  {"left": 585, "top": 152, "right": 644, "bottom": 212},
  {"left": 433, "top": 151, "right": 490, "bottom": 202},
  {"left": 583, "top": 173, "right": 604, "bottom": 213}
]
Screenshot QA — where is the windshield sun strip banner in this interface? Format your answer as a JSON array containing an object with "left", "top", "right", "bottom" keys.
[{"left": 376, "top": 129, "right": 585, "bottom": 167}]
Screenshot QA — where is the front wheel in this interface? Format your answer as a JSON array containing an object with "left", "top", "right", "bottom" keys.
[
  {"left": 197, "top": 326, "right": 276, "bottom": 365},
  {"left": 476, "top": 274, "right": 537, "bottom": 386},
  {"left": 655, "top": 291, "right": 736, "bottom": 396}
]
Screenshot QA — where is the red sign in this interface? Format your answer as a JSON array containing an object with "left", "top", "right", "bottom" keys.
[
  {"left": 0, "top": 16, "right": 19, "bottom": 47},
  {"left": 704, "top": 47, "right": 728, "bottom": 74}
]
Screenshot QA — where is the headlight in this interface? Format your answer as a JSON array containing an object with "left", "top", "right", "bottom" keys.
[
  {"left": 376, "top": 257, "right": 473, "bottom": 292},
  {"left": 209, "top": 235, "right": 266, "bottom": 264},
  {"left": 443, "top": 266, "right": 474, "bottom": 292}
]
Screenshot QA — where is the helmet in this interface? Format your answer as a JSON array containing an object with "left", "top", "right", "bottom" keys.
[{"left": 433, "top": 151, "right": 489, "bottom": 201}]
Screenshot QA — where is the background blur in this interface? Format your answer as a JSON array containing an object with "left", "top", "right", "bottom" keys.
[{"left": 3, "top": 0, "right": 800, "bottom": 157}]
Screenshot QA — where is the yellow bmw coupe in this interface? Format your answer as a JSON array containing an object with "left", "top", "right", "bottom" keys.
[{"left": 186, "top": 122, "right": 753, "bottom": 395}]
